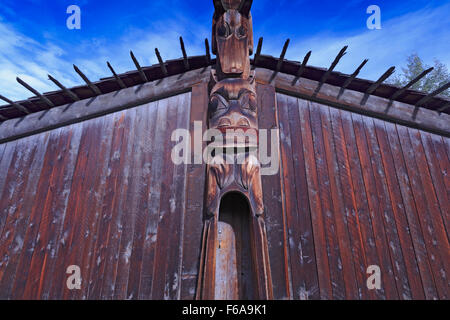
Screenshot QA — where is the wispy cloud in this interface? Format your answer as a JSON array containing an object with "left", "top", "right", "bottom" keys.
[
  {"left": 0, "top": 14, "right": 207, "bottom": 101},
  {"left": 0, "top": 2, "right": 449, "bottom": 102},
  {"left": 269, "top": 2, "right": 450, "bottom": 81}
]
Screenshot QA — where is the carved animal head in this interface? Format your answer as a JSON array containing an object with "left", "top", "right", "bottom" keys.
[
  {"left": 209, "top": 77, "right": 257, "bottom": 132},
  {"left": 212, "top": 0, "right": 254, "bottom": 79}
]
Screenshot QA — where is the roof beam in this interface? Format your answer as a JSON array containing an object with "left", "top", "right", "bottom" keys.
[
  {"left": 365, "top": 66, "right": 396, "bottom": 95},
  {"left": 275, "top": 39, "right": 290, "bottom": 73},
  {"left": 16, "top": 77, "right": 55, "bottom": 108},
  {"left": 253, "top": 37, "right": 263, "bottom": 65},
  {"left": 73, "top": 65, "right": 102, "bottom": 95},
  {"left": 390, "top": 67, "right": 433, "bottom": 101},
  {"left": 437, "top": 101, "right": 450, "bottom": 113},
  {"left": 106, "top": 62, "right": 126, "bottom": 89},
  {"left": 338, "top": 59, "right": 369, "bottom": 98},
  {"left": 48, "top": 74, "right": 80, "bottom": 102},
  {"left": 205, "top": 38, "right": 211, "bottom": 65},
  {"left": 179, "top": 36, "right": 190, "bottom": 71},
  {"left": 0, "top": 94, "right": 31, "bottom": 114},
  {"left": 269, "top": 39, "right": 290, "bottom": 83},
  {"left": 155, "top": 48, "right": 168, "bottom": 76},
  {"left": 292, "top": 50, "right": 311, "bottom": 85},
  {"left": 415, "top": 81, "right": 450, "bottom": 107},
  {"left": 413, "top": 81, "right": 450, "bottom": 119},
  {"left": 314, "top": 45, "right": 347, "bottom": 95},
  {"left": 129, "top": 51, "right": 149, "bottom": 83}
]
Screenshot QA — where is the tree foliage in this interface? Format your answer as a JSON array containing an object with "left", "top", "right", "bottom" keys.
[{"left": 388, "top": 54, "right": 450, "bottom": 97}]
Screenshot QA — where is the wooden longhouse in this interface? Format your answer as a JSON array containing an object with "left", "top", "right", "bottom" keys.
[{"left": 0, "top": 0, "right": 448, "bottom": 300}]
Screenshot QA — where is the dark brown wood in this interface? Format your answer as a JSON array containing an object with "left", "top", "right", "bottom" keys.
[
  {"left": 180, "top": 83, "right": 208, "bottom": 300},
  {"left": 253, "top": 37, "right": 263, "bottom": 65},
  {"left": 415, "top": 81, "right": 450, "bottom": 107},
  {"left": 309, "top": 101, "right": 346, "bottom": 299},
  {"left": 129, "top": 51, "right": 148, "bottom": 83},
  {"left": 256, "top": 84, "right": 289, "bottom": 299},
  {"left": 292, "top": 51, "right": 312, "bottom": 85},
  {"left": 256, "top": 68, "right": 450, "bottom": 137},
  {"left": 297, "top": 99, "right": 333, "bottom": 299},
  {"left": 179, "top": 37, "right": 190, "bottom": 71},
  {"left": 390, "top": 67, "right": 433, "bottom": 101},
  {"left": 205, "top": 38, "right": 211, "bottom": 65},
  {"left": 338, "top": 59, "right": 368, "bottom": 98},
  {"left": 107, "top": 62, "right": 126, "bottom": 89},
  {"left": 16, "top": 77, "right": 55, "bottom": 107},
  {"left": 314, "top": 46, "right": 347, "bottom": 95},
  {"left": 0, "top": 67, "right": 209, "bottom": 144},
  {"left": 365, "top": 67, "right": 396, "bottom": 96},
  {"left": 277, "top": 94, "right": 320, "bottom": 299},
  {"left": 275, "top": 39, "right": 290, "bottom": 73},
  {"left": 155, "top": 48, "right": 168, "bottom": 76},
  {"left": 0, "top": 94, "right": 30, "bottom": 115},
  {"left": 48, "top": 74, "right": 80, "bottom": 101},
  {"left": 73, "top": 65, "right": 102, "bottom": 96},
  {"left": 318, "top": 102, "right": 360, "bottom": 299},
  {"left": 396, "top": 125, "right": 449, "bottom": 299},
  {"left": 328, "top": 104, "right": 372, "bottom": 299}
]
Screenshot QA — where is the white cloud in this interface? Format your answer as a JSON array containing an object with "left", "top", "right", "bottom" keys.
[
  {"left": 271, "top": 3, "right": 450, "bottom": 81},
  {"left": 0, "top": 3, "right": 449, "bottom": 102}
]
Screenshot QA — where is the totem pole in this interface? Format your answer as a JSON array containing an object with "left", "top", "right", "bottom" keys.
[{"left": 197, "top": 0, "right": 273, "bottom": 300}]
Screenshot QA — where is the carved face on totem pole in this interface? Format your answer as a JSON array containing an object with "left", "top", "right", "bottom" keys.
[
  {"left": 212, "top": 0, "right": 254, "bottom": 80},
  {"left": 206, "top": 0, "right": 261, "bottom": 216},
  {"left": 198, "top": 0, "right": 273, "bottom": 300}
]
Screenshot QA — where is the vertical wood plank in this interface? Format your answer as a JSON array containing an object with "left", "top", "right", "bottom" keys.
[
  {"left": 180, "top": 83, "right": 208, "bottom": 300},
  {"left": 277, "top": 94, "right": 320, "bottom": 299},
  {"left": 383, "top": 121, "right": 438, "bottom": 299},
  {"left": 318, "top": 104, "right": 360, "bottom": 299},
  {"left": 419, "top": 132, "right": 449, "bottom": 237},
  {"left": 298, "top": 99, "right": 333, "bottom": 299},
  {"left": 329, "top": 107, "right": 372, "bottom": 299},
  {"left": 401, "top": 127, "right": 449, "bottom": 299},
  {"left": 138, "top": 98, "right": 168, "bottom": 299},
  {"left": 164, "top": 93, "right": 190, "bottom": 300},
  {"left": 339, "top": 109, "right": 385, "bottom": 299},
  {"left": 351, "top": 113, "right": 399, "bottom": 300},
  {"left": 99, "top": 109, "right": 136, "bottom": 299},
  {"left": 113, "top": 105, "right": 149, "bottom": 299},
  {"left": 360, "top": 115, "right": 412, "bottom": 299},
  {"left": 151, "top": 95, "right": 182, "bottom": 299},
  {"left": 257, "top": 83, "right": 290, "bottom": 299},
  {"left": 9, "top": 128, "right": 66, "bottom": 299},
  {"left": 0, "top": 133, "right": 49, "bottom": 299},
  {"left": 309, "top": 101, "right": 346, "bottom": 299},
  {"left": 126, "top": 102, "right": 158, "bottom": 299}
]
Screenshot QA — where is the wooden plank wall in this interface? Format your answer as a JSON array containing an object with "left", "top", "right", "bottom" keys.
[
  {"left": 0, "top": 92, "right": 195, "bottom": 300},
  {"left": 274, "top": 92, "right": 449, "bottom": 300},
  {"left": 0, "top": 85, "right": 448, "bottom": 300}
]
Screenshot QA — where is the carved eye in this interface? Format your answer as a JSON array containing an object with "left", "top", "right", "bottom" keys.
[
  {"left": 236, "top": 25, "right": 247, "bottom": 39},
  {"left": 217, "top": 23, "right": 230, "bottom": 38},
  {"left": 209, "top": 94, "right": 228, "bottom": 115},
  {"left": 239, "top": 92, "right": 257, "bottom": 112}
]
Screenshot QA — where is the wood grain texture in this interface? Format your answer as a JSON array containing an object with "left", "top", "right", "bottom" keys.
[
  {"left": 0, "top": 88, "right": 447, "bottom": 300},
  {"left": 0, "top": 93, "right": 192, "bottom": 300},
  {"left": 274, "top": 92, "right": 449, "bottom": 300}
]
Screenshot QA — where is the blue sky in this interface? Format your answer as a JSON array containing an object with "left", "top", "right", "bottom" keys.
[{"left": 0, "top": 0, "right": 449, "bottom": 101}]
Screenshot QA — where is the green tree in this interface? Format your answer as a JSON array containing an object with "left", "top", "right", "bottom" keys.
[{"left": 389, "top": 53, "right": 450, "bottom": 97}]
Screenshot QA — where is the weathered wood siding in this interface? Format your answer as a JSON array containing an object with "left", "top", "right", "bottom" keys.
[
  {"left": 0, "top": 92, "right": 194, "bottom": 299},
  {"left": 270, "top": 92, "right": 449, "bottom": 300},
  {"left": 0, "top": 84, "right": 448, "bottom": 300}
]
